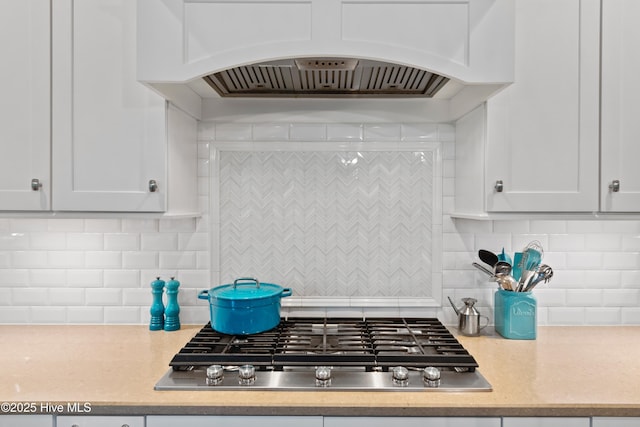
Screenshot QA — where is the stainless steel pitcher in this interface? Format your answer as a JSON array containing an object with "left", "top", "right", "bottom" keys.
[{"left": 448, "top": 297, "right": 489, "bottom": 337}]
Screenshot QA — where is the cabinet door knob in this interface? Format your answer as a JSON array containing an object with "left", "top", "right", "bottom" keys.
[
  {"left": 31, "top": 178, "right": 43, "bottom": 191},
  {"left": 494, "top": 180, "right": 504, "bottom": 193},
  {"left": 148, "top": 179, "right": 158, "bottom": 192},
  {"left": 609, "top": 179, "right": 620, "bottom": 193}
]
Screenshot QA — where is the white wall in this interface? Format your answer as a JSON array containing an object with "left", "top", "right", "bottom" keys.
[{"left": 0, "top": 118, "right": 639, "bottom": 325}]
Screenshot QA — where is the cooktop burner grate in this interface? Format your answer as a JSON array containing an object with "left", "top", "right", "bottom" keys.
[{"left": 169, "top": 318, "right": 479, "bottom": 372}]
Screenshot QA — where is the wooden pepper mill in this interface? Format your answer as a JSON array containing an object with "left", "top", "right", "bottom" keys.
[
  {"left": 149, "top": 277, "right": 165, "bottom": 331},
  {"left": 164, "top": 277, "right": 181, "bottom": 331}
]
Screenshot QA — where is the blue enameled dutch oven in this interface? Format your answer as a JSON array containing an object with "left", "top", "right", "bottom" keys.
[{"left": 198, "top": 277, "right": 292, "bottom": 335}]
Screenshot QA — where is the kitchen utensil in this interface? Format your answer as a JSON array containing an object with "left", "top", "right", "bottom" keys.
[
  {"left": 478, "top": 249, "right": 499, "bottom": 268},
  {"left": 448, "top": 296, "right": 489, "bottom": 337},
  {"left": 523, "top": 240, "right": 544, "bottom": 271},
  {"left": 512, "top": 252, "right": 524, "bottom": 282},
  {"left": 198, "top": 277, "right": 292, "bottom": 335},
  {"left": 497, "top": 248, "right": 512, "bottom": 265},
  {"left": 523, "top": 264, "right": 553, "bottom": 292},
  {"left": 493, "top": 261, "right": 515, "bottom": 290},
  {"left": 472, "top": 262, "right": 494, "bottom": 277},
  {"left": 494, "top": 261, "right": 512, "bottom": 276}
]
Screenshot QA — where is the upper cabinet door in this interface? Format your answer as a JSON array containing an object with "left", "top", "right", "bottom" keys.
[
  {"left": 601, "top": 0, "right": 640, "bottom": 212},
  {"left": 484, "top": 0, "right": 600, "bottom": 212},
  {"left": 52, "top": 0, "right": 167, "bottom": 212},
  {"left": 0, "top": 0, "right": 51, "bottom": 211}
]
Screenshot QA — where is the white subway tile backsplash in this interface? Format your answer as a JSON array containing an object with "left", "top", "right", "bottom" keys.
[
  {"left": 159, "top": 251, "right": 197, "bottom": 269},
  {"left": 13, "top": 288, "right": 48, "bottom": 306},
  {"left": 326, "top": 124, "right": 363, "bottom": 141},
  {"left": 438, "top": 124, "right": 455, "bottom": 142},
  {"left": 401, "top": 123, "right": 438, "bottom": 141},
  {"left": 49, "top": 288, "right": 85, "bottom": 306},
  {"left": 548, "top": 307, "right": 585, "bottom": 325},
  {"left": 213, "top": 123, "right": 252, "bottom": 141},
  {"left": 84, "top": 219, "right": 121, "bottom": 233},
  {"left": 104, "top": 233, "right": 139, "bottom": 251},
  {"left": 67, "top": 307, "right": 104, "bottom": 324},
  {"left": 47, "top": 251, "right": 85, "bottom": 268},
  {"left": 1, "top": 120, "right": 640, "bottom": 326},
  {"left": 122, "top": 252, "right": 158, "bottom": 269},
  {"left": 67, "top": 269, "right": 103, "bottom": 287},
  {"left": 253, "top": 123, "right": 289, "bottom": 141},
  {"left": 30, "top": 307, "right": 67, "bottom": 324},
  {"left": 290, "top": 123, "right": 327, "bottom": 141},
  {"left": 363, "top": 124, "right": 401, "bottom": 141},
  {"left": 141, "top": 233, "right": 178, "bottom": 251},
  {"left": 9, "top": 219, "right": 48, "bottom": 232},
  {"left": 0, "top": 307, "right": 30, "bottom": 323},
  {"left": 67, "top": 233, "right": 104, "bottom": 250},
  {"left": 0, "top": 269, "right": 28, "bottom": 286},
  {"left": 585, "top": 308, "right": 621, "bottom": 325},
  {"left": 103, "top": 270, "right": 139, "bottom": 288},
  {"left": 85, "top": 251, "right": 122, "bottom": 269},
  {"left": 0, "top": 232, "right": 29, "bottom": 250},
  {"left": 104, "top": 307, "right": 140, "bottom": 324},
  {"left": 29, "top": 269, "right": 67, "bottom": 286},
  {"left": 47, "top": 219, "right": 84, "bottom": 232},
  {"left": 160, "top": 218, "right": 197, "bottom": 233},
  {"left": 12, "top": 251, "right": 48, "bottom": 268},
  {"left": 86, "top": 288, "right": 122, "bottom": 306},
  {"left": 122, "top": 219, "right": 158, "bottom": 233}
]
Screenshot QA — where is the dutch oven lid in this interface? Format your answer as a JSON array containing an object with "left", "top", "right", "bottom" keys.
[{"left": 211, "top": 278, "right": 283, "bottom": 300}]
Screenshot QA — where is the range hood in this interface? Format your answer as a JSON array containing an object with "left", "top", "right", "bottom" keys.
[
  {"left": 137, "top": 0, "right": 514, "bottom": 120},
  {"left": 203, "top": 58, "right": 450, "bottom": 98}
]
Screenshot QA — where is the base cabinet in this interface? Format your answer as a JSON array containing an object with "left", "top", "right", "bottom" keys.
[
  {"left": 0, "top": 415, "right": 52, "bottom": 427},
  {"left": 502, "top": 418, "right": 589, "bottom": 427},
  {"left": 146, "top": 416, "right": 323, "bottom": 427},
  {"left": 56, "top": 416, "right": 144, "bottom": 427},
  {"left": 324, "top": 417, "right": 500, "bottom": 427}
]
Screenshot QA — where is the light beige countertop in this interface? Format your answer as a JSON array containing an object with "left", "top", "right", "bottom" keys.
[{"left": 1, "top": 324, "right": 639, "bottom": 417}]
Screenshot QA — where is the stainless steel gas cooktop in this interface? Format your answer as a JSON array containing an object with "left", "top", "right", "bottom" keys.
[{"left": 155, "top": 317, "right": 492, "bottom": 392}]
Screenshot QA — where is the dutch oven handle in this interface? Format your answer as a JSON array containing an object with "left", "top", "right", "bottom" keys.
[
  {"left": 233, "top": 277, "right": 260, "bottom": 289},
  {"left": 281, "top": 288, "right": 293, "bottom": 298},
  {"left": 197, "top": 290, "right": 209, "bottom": 300}
]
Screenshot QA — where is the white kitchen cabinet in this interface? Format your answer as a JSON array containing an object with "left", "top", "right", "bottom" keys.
[
  {"left": 51, "top": 0, "right": 167, "bottom": 212},
  {"left": 502, "top": 418, "right": 589, "bottom": 427},
  {"left": 600, "top": 0, "right": 640, "bottom": 212},
  {"left": 455, "top": 0, "right": 600, "bottom": 215},
  {"left": 324, "top": 417, "right": 500, "bottom": 427},
  {"left": 592, "top": 418, "right": 640, "bottom": 427},
  {"left": 0, "top": 0, "right": 51, "bottom": 211},
  {"left": 0, "top": 415, "right": 52, "bottom": 427},
  {"left": 146, "top": 415, "right": 323, "bottom": 427},
  {"left": 56, "top": 416, "right": 143, "bottom": 427}
]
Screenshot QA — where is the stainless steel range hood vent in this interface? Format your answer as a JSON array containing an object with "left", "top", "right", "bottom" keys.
[{"left": 203, "top": 58, "right": 450, "bottom": 98}]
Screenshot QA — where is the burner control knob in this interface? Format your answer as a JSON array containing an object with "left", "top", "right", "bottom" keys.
[
  {"left": 423, "top": 366, "right": 441, "bottom": 388},
  {"left": 315, "top": 366, "right": 332, "bottom": 387},
  {"left": 238, "top": 364, "right": 256, "bottom": 385},
  {"left": 206, "top": 364, "right": 224, "bottom": 386},
  {"left": 392, "top": 366, "right": 410, "bottom": 386}
]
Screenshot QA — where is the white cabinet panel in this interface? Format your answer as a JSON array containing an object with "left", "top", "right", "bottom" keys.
[
  {"left": 324, "top": 417, "right": 500, "bottom": 427},
  {"left": 502, "top": 418, "right": 589, "bottom": 427},
  {"left": 0, "top": 415, "right": 52, "bottom": 427},
  {"left": 600, "top": 0, "right": 640, "bottom": 212},
  {"left": 483, "top": 0, "right": 599, "bottom": 212},
  {"left": 0, "top": 0, "right": 51, "bottom": 210},
  {"left": 52, "top": 0, "right": 167, "bottom": 212},
  {"left": 57, "top": 416, "right": 143, "bottom": 427},
  {"left": 592, "top": 418, "right": 640, "bottom": 427},
  {"left": 147, "top": 415, "right": 323, "bottom": 427}
]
